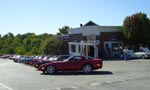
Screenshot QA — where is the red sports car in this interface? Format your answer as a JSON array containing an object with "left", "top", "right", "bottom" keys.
[{"left": 38, "top": 56, "right": 103, "bottom": 74}]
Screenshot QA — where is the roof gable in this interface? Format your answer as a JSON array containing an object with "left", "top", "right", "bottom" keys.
[{"left": 84, "top": 21, "right": 99, "bottom": 26}]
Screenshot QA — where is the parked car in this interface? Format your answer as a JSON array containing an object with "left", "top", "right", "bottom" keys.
[
  {"left": 38, "top": 56, "right": 103, "bottom": 74},
  {"left": 28, "top": 56, "right": 48, "bottom": 65},
  {"left": 127, "top": 49, "right": 148, "bottom": 59},
  {"left": 34, "top": 55, "right": 70, "bottom": 68},
  {"left": 0, "top": 55, "right": 11, "bottom": 59},
  {"left": 20, "top": 56, "right": 35, "bottom": 64},
  {"left": 141, "top": 47, "right": 150, "bottom": 58},
  {"left": 13, "top": 55, "right": 24, "bottom": 62},
  {"left": 29, "top": 56, "right": 45, "bottom": 65}
]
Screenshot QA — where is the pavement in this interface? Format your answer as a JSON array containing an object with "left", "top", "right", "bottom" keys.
[{"left": 0, "top": 59, "right": 150, "bottom": 90}]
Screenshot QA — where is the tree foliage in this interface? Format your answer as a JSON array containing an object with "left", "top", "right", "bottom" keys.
[
  {"left": 0, "top": 32, "right": 65, "bottom": 55},
  {"left": 40, "top": 36, "right": 63, "bottom": 55},
  {"left": 57, "top": 26, "right": 71, "bottom": 35},
  {"left": 122, "top": 12, "right": 150, "bottom": 46}
]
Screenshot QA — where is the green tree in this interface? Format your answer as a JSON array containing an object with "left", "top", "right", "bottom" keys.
[
  {"left": 122, "top": 12, "right": 150, "bottom": 46},
  {"left": 23, "top": 33, "right": 35, "bottom": 38},
  {"left": 23, "top": 38, "right": 31, "bottom": 52},
  {"left": 58, "top": 26, "right": 71, "bottom": 35},
  {"left": 13, "top": 37, "right": 22, "bottom": 47},
  {"left": 37, "top": 33, "right": 51, "bottom": 40},
  {"left": 27, "top": 47, "right": 39, "bottom": 55},
  {"left": 0, "top": 33, "right": 15, "bottom": 54},
  {"left": 15, "top": 46, "right": 26, "bottom": 55},
  {"left": 40, "top": 36, "right": 63, "bottom": 55},
  {"left": 0, "top": 29, "right": 69, "bottom": 55},
  {"left": 31, "top": 38, "right": 41, "bottom": 48}
]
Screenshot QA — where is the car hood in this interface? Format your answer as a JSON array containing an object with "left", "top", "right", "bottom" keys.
[{"left": 135, "top": 52, "right": 146, "bottom": 54}]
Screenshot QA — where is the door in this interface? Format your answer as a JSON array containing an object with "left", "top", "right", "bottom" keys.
[
  {"left": 104, "top": 43, "right": 111, "bottom": 58},
  {"left": 88, "top": 46, "right": 94, "bottom": 57},
  {"left": 59, "top": 56, "right": 83, "bottom": 71},
  {"left": 111, "top": 43, "right": 120, "bottom": 57},
  {"left": 104, "top": 41, "right": 123, "bottom": 58}
]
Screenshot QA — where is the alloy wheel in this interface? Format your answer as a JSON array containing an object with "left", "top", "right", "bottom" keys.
[
  {"left": 83, "top": 64, "right": 92, "bottom": 74},
  {"left": 47, "top": 65, "right": 56, "bottom": 74}
]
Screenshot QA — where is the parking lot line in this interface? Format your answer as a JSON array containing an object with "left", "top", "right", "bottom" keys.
[{"left": 0, "top": 82, "right": 14, "bottom": 90}]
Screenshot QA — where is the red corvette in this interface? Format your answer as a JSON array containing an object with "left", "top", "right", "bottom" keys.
[{"left": 38, "top": 56, "right": 103, "bottom": 74}]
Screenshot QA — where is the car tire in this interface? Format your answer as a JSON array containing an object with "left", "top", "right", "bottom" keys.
[
  {"left": 46, "top": 65, "right": 56, "bottom": 74},
  {"left": 82, "top": 64, "right": 92, "bottom": 74},
  {"left": 127, "top": 55, "right": 131, "bottom": 60},
  {"left": 141, "top": 55, "right": 145, "bottom": 59}
]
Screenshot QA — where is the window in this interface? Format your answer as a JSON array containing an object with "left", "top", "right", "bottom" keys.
[
  {"left": 112, "top": 43, "right": 119, "bottom": 51},
  {"left": 84, "top": 56, "right": 94, "bottom": 60},
  {"left": 78, "top": 45, "right": 81, "bottom": 53},
  {"left": 71, "top": 45, "right": 76, "bottom": 52},
  {"left": 87, "top": 35, "right": 96, "bottom": 41},
  {"left": 57, "top": 55, "right": 70, "bottom": 60},
  {"left": 71, "top": 56, "right": 82, "bottom": 61}
]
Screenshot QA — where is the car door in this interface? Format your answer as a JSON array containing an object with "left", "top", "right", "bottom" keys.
[{"left": 59, "top": 56, "right": 84, "bottom": 71}]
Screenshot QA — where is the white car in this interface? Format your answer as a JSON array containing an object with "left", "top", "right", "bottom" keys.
[
  {"left": 141, "top": 47, "right": 150, "bottom": 58},
  {"left": 127, "top": 50, "right": 148, "bottom": 59}
]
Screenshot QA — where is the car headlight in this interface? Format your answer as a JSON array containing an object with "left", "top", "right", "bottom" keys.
[
  {"left": 41, "top": 67, "right": 45, "bottom": 70},
  {"left": 96, "top": 64, "right": 101, "bottom": 67}
]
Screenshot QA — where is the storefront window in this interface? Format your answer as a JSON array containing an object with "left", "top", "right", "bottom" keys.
[
  {"left": 78, "top": 45, "right": 81, "bottom": 53},
  {"left": 71, "top": 45, "right": 76, "bottom": 52},
  {"left": 112, "top": 43, "right": 119, "bottom": 51}
]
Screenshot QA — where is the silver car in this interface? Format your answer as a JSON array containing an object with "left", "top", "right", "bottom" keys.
[{"left": 127, "top": 50, "right": 148, "bottom": 59}]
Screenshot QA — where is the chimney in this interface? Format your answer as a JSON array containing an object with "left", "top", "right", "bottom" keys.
[{"left": 80, "top": 24, "right": 83, "bottom": 27}]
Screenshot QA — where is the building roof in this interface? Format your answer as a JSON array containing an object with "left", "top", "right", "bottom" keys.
[{"left": 84, "top": 21, "right": 99, "bottom": 26}]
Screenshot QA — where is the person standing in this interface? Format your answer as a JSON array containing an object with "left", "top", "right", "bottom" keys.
[{"left": 123, "top": 46, "right": 128, "bottom": 61}]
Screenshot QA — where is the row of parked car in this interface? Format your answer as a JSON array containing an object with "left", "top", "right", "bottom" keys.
[
  {"left": 0, "top": 55, "right": 103, "bottom": 74},
  {"left": 124, "top": 47, "right": 150, "bottom": 59}
]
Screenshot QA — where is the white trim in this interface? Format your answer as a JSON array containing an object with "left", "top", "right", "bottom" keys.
[
  {"left": 69, "top": 41, "right": 99, "bottom": 58},
  {"left": 69, "top": 26, "right": 121, "bottom": 35}
]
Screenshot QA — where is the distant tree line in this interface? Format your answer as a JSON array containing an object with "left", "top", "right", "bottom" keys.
[{"left": 0, "top": 26, "right": 70, "bottom": 55}]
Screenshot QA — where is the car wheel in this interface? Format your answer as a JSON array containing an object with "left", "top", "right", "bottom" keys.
[
  {"left": 141, "top": 55, "right": 145, "bottom": 59},
  {"left": 46, "top": 65, "right": 56, "bottom": 74},
  {"left": 83, "top": 64, "right": 92, "bottom": 74},
  {"left": 127, "top": 55, "right": 131, "bottom": 60}
]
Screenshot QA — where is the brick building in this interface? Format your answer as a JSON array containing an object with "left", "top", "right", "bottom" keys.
[{"left": 60, "top": 21, "right": 123, "bottom": 58}]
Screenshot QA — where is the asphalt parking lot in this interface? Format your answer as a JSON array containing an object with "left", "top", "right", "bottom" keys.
[{"left": 0, "top": 59, "right": 150, "bottom": 90}]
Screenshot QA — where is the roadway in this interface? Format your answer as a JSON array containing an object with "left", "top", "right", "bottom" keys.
[{"left": 0, "top": 59, "right": 150, "bottom": 90}]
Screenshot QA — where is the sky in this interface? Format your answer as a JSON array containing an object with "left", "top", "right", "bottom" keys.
[{"left": 0, "top": 0, "right": 150, "bottom": 36}]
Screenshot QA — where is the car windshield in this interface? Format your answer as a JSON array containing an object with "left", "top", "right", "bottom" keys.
[
  {"left": 63, "top": 56, "right": 74, "bottom": 61},
  {"left": 48, "top": 56, "right": 57, "bottom": 61},
  {"left": 49, "top": 55, "right": 70, "bottom": 61},
  {"left": 128, "top": 50, "right": 135, "bottom": 53},
  {"left": 142, "top": 48, "right": 150, "bottom": 52},
  {"left": 57, "top": 55, "right": 70, "bottom": 60}
]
